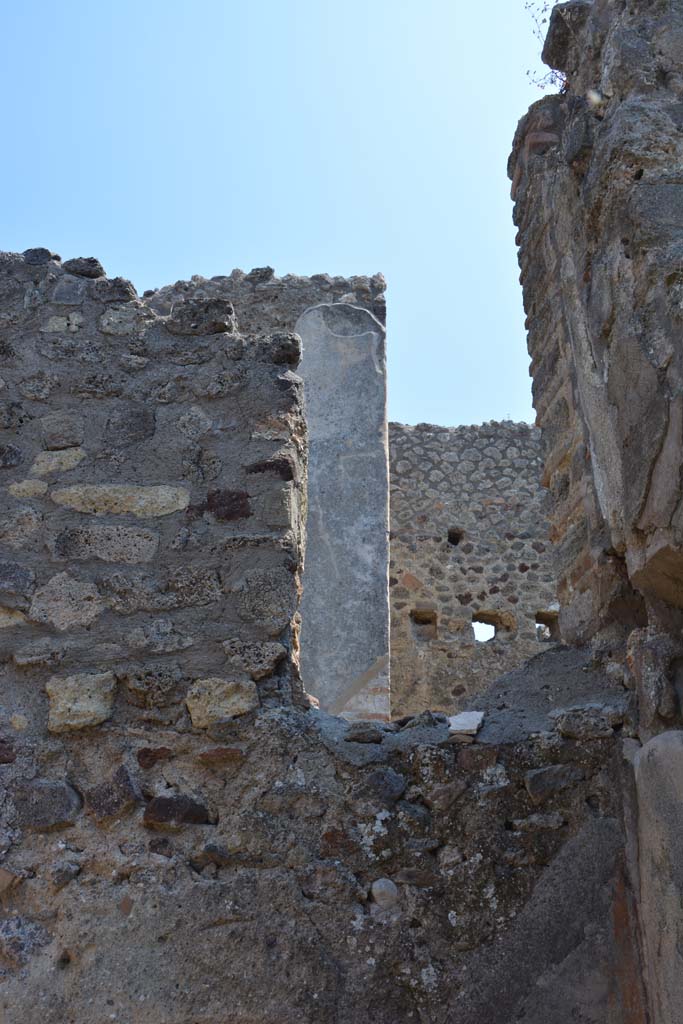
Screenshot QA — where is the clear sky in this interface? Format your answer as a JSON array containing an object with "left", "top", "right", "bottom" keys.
[{"left": 1, "top": 2, "right": 548, "bottom": 427}]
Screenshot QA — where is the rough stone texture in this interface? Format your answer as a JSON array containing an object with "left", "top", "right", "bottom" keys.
[
  {"left": 297, "top": 304, "right": 390, "bottom": 720},
  {"left": 510, "top": 4, "right": 683, "bottom": 1019},
  {"left": 145, "top": 267, "right": 386, "bottom": 337},
  {"left": 0, "top": 640, "right": 641, "bottom": 1022},
  {"left": 45, "top": 671, "right": 116, "bottom": 732},
  {"left": 509, "top": 0, "right": 683, "bottom": 651},
  {"left": 146, "top": 270, "right": 389, "bottom": 721},
  {"left": 390, "top": 421, "right": 558, "bottom": 716},
  {"left": 4, "top": 2, "right": 671, "bottom": 1017},
  {"left": 185, "top": 676, "right": 259, "bottom": 727}
]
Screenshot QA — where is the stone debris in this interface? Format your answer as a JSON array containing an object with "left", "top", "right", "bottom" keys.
[{"left": 447, "top": 711, "right": 484, "bottom": 737}]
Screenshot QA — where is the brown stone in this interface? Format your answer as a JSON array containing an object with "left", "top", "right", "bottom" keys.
[
  {"left": 0, "top": 867, "right": 21, "bottom": 895},
  {"left": 85, "top": 766, "right": 142, "bottom": 823},
  {"left": 196, "top": 747, "right": 246, "bottom": 767},
  {"left": 188, "top": 489, "right": 252, "bottom": 521},
  {"left": 136, "top": 746, "right": 174, "bottom": 769},
  {"left": 143, "top": 794, "right": 213, "bottom": 830}
]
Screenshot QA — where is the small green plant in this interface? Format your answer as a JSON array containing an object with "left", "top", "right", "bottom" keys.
[{"left": 525, "top": 1, "right": 568, "bottom": 91}]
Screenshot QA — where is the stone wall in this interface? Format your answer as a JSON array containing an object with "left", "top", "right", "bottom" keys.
[
  {"left": 390, "top": 421, "right": 558, "bottom": 717},
  {"left": 511, "top": 2, "right": 683, "bottom": 1020},
  {"left": 0, "top": 247, "right": 646, "bottom": 1024},
  {"left": 147, "top": 269, "right": 390, "bottom": 718}
]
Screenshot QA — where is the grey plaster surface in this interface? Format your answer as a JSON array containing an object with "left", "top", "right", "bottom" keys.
[{"left": 295, "top": 303, "right": 390, "bottom": 718}]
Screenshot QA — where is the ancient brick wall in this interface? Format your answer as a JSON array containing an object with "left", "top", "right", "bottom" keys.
[
  {"left": 390, "top": 421, "right": 558, "bottom": 717},
  {"left": 0, "top": 247, "right": 644, "bottom": 1024},
  {"left": 147, "top": 269, "right": 390, "bottom": 720}
]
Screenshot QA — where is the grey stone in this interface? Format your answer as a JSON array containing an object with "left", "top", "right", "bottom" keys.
[
  {"left": 13, "top": 779, "right": 82, "bottom": 830},
  {"left": 52, "top": 275, "right": 88, "bottom": 304},
  {"left": 0, "top": 561, "right": 36, "bottom": 609},
  {"left": 23, "top": 247, "right": 56, "bottom": 265},
  {"left": 104, "top": 405, "right": 156, "bottom": 447},
  {"left": 0, "top": 444, "right": 23, "bottom": 468},
  {"left": 39, "top": 412, "right": 84, "bottom": 449},
  {"left": 344, "top": 722, "right": 384, "bottom": 744},
  {"left": 221, "top": 638, "right": 287, "bottom": 680},
  {"left": 29, "top": 572, "right": 104, "bottom": 631},
  {"left": 550, "top": 704, "right": 614, "bottom": 740},
  {"left": 635, "top": 731, "right": 683, "bottom": 1023},
  {"left": 524, "top": 764, "right": 583, "bottom": 805},
  {"left": 52, "top": 524, "right": 159, "bottom": 564},
  {"left": 370, "top": 877, "right": 399, "bottom": 909},
  {"left": 90, "top": 277, "right": 137, "bottom": 303},
  {"left": 296, "top": 303, "right": 390, "bottom": 720},
  {"left": 52, "top": 860, "right": 82, "bottom": 889},
  {"left": 165, "top": 297, "right": 237, "bottom": 336},
  {"left": 62, "top": 257, "right": 105, "bottom": 278}
]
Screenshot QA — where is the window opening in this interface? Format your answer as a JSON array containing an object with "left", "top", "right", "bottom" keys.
[
  {"left": 536, "top": 610, "right": 561, "bottom": 641},
  {"left": 472, "top": 609, "right": 516, "bottom": 643},
  {"left": 473, "top": 620, "right": 495, "bottom": 642}
]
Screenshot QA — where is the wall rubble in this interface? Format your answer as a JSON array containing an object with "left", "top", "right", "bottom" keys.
[{"left": 390, "top": 421, "right": 558, "bottom": 717}]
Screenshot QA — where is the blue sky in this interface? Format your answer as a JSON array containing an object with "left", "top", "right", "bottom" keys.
[{"left": 1, "top": 2, "right": 548, "bottom": 426}]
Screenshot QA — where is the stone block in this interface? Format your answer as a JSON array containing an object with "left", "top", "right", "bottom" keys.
[
  {"left": 8, "top": 479, "right": 48, "bottom": 498},
  {"left": 29, "top": 572, "right": 104, "bottom": 631},
  {"left": 50, "top": 484, "right": 190, "bottom": 517},
  {"left": 0, "top": 561, "right": 35, "bottom": 609},
  {"left": 296, "top": 303, "right": 390, "bottom": 720},
  {"left": 524, "top": 764, "right": 583, "bottom": 805},
  {"left": 52, "top": 524, "right": 159, "bottom": 564},
  {"left": 45, "top": 671, "right": 116, "bottom": 732},
  {"left": 29, "top": 447, "right": 85, "bottom": 477},
  {"left": 85, "top": 766, "right": 142, "bottom": 822},
  {"left": 221, "top": 639, "right": 287, "bottom": 680},
  {"left": 143, "top": 794, "right": 213, "bottom": 830},
  {"left": 12, "top": 779, "right": 82, "bottom": 830},
  {"left": 185, "top": 677, "right": 259, "bottom": 728}
]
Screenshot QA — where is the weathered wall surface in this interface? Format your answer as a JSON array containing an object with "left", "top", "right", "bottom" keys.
[
  {"left": 297, "top": 304, "right": 390, "bottom": 721},
  {"left": 509, "top": 0, "right": 683, "bottom": 651},
  {"left": 148, "top": 269, "right": 390, "bottom": 718},
  {"left": 511, "top": 2, "right": 683, "bottom": 1020},
  {"left": 0, "top": 248, "right": 644, "bottom": 1023},
  {"left": 390, "top": 421, "right": 558, "bottom": 717}
]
